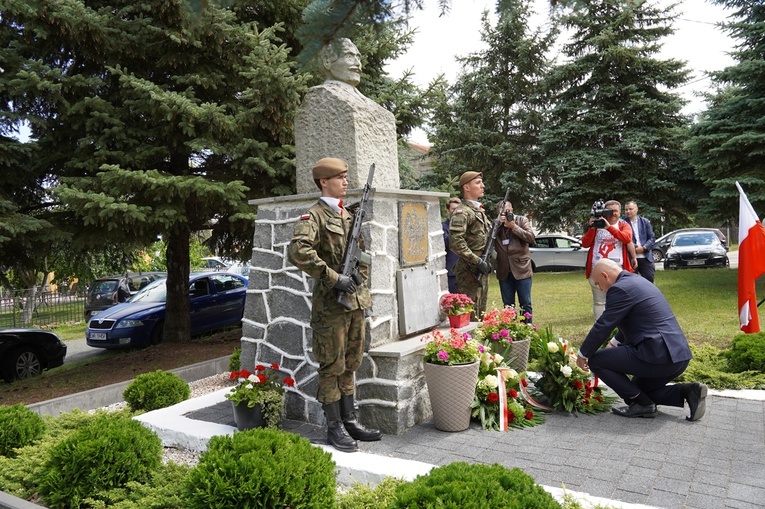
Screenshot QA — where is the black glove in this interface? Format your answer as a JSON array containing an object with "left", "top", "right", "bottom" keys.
[
  {"left": 476, "top": 259, "right": 491, "bottom": 275},
  {"left": 333, "top": 274, "right": 357, "bottom": 294}
]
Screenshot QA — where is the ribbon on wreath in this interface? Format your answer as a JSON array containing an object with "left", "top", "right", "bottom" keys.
[{"left": 495, "top": 367, "right": 511, "bottom": 431}]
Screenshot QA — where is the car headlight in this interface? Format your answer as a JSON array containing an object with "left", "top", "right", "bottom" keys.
[{"left": 115, "top": 319, "right": 144, "bottom": 329}]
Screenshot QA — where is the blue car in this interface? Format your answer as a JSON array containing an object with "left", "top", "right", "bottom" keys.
[{"left": 86, "top": 272, "right": 248, "bottom": 349}]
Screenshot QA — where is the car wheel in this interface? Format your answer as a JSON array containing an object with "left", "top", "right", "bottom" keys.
[
  {"left": 151, "top": 321, "right": 165, "bottom": 345},
  {"left": 652, "top": 249, "right": 663, "bottom": 262},
  {"left": 1, "top": 347, "right": 43, "bottom": 382}
]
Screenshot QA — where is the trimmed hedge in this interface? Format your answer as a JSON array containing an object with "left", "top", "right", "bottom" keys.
[
  {"left": 36, "top": 413, "right": 163, "bottom": 508},
  {"left": 0, "top": 404, "right": 45, "bottom": 457},
  {"left": 183, "top": 428, "right": 336, "bottom": 509},
  {"left": 388, "top": 462, "right": 561, "bottom": 509},
  {"left": 123, "top": 370, "right": 190, "bottom": 412}
]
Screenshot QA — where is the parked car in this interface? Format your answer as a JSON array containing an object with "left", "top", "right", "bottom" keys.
[
  {"left": 86, "top": 272, "right": 248, "bottom": 349},
  {"left": 652, "top": 228, "right": 728, "bottom": 262},
  {"left": 663, "top": 231, "right": 729, "bottom": 270},
  {"left": 84, "top": 272, "right": 167, "bottom": 319},
  {"left": 199, "top": 256, "right": 230, "bottom": 271},
  {"left": 1, "top": 328, "right": 67, "bottom": 382},
  {"left": 529, "top": 234, "right": 589, "bottom": 272}
]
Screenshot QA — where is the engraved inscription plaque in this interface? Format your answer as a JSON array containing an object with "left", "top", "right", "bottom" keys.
[
  {"left": 398, "top": 202, "right": 428, "bottom": 267},
  {"left": 396, "top": 266, "right": 440, "bottom": 335}
]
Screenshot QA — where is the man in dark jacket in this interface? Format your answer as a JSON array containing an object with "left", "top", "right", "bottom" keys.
[
  {"left": 576, "top": 259, "right": 707, "bottom": 420},
  {"left": 624, "top": 201, "right": 657, "bottom": 283}
]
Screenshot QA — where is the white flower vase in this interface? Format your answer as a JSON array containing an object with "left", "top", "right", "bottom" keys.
[{"left": 423, "top": 360, "right": 480, "bottom": 432}]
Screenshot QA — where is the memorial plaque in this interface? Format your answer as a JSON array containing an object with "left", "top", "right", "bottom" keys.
[
  {"left": 396, "top": 266, "right": 440, "bottom": 335},
  {"left": 398, "top": 202, "right": 428, "bottom": 267}
]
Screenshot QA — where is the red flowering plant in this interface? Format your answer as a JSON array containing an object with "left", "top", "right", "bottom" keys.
[
  {"left": 471, "top": 351, "right": 545, "bottom": 430},
  {"left": 226, "top": 363, "right": 295, "bottom": 428},
  {"left": 421, "top": 327, "right": 482, "bottom": 366},
  {"left": 473, "top": 306, "right": 540, "bottom": 359},
  {"left": 529, "top": 326, "right": 616, "bottom": 414},
  {"left": 439, "top": 293, "right": 475, "bottom": 316}
]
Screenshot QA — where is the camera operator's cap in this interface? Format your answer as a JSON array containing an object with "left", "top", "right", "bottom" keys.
[
  {"left": 458, "top": 171, "right": 482, "bottom": 188},
  {"left": 313, "top": 158, "right": 348, "bottom": 179}
]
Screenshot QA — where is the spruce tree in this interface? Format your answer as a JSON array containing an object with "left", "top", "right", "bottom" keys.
[
  {"left": 1, "top": 0, "right": 309, "bottom": 341},
  {"left": 427, "top": 0, "right": 557, "bottom": 211},
  {"left": 687, "top": 0, "right": 765, "bottom": 221},
  {"left": 537, "top": 0, "right": 696, "bottom": 231}
]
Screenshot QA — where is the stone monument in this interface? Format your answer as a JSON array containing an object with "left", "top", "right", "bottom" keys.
[
  {"left": 294, "top": 38, "right": 400, "bottom": 194},
  {"left": 242, "top": 39, "right": 449, "bottom": 435}
]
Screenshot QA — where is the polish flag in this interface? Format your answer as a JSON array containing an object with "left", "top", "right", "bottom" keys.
[{"left": 736, "top": 182, "right": 765, "bottom": 333}]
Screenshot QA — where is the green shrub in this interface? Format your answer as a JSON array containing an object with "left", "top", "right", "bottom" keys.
[
  {"left": 0, "top": 404, "right": 45, "bottom": 457},
  {"left": 183, "top": 428, "right": 336, "bottom": 509},
  {"left": 83, "top": 462, "right": 190, "bottom": 509},
  {"left": 724, "top": 332, "right": 765, "bottom": 373},
  {"left": 36, "top": 413, "right": 163, "bottom": 509},
  {"left": 338, "top": 477, "right": 405, "bottom": 509},
  {"left": 123, "top": 370, "right": 190, "bottom": 412},
  {"left": 678, "top": 344, "right": 765, "bottom": 389},
  {"left": 0, "top": 410, "right": 105, "bottom": 500},
  {"left": 229, "top": 347, "right": 241, "bottom": 371},
  {"left": 388, "top": 462, "right": 561, "bottom": 509}
]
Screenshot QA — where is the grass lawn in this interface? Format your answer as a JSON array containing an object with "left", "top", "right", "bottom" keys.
[{"left": 486, "top": 267, "right": 761, "bottom": 351}]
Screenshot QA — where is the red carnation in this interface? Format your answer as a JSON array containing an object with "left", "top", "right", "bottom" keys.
[
  {"left": 595, "top": 396, "right": 603, "bottom": 403},
  {"left": 283, "top": 377, "right": 295, "bottom": 387},
  {"left": 574, "top": 380, "right": 584, "bottom": 390},
  {"left": 520, "top": 378, "right": 528, "bottom": 387},
  {"left": 509, "top": 389, "right": 518, "bottom": 399},
  {"left": 271, "top": 362, "right": 280, "bottom": 370},
  {"left": 487, "top": 392, "right": 499, "bottom": 403},
  {"left": 255, "top": 364, "right": 266, "bottom": 372},
  {"left": 239, "top": 369, "right": 252, "bottom": 379},
  {"left": 256, "top": 373, "right": 267, "bottom": 383},
  {"left": 507, "top": 410, "right": 515, "bottom": 423},
  {"left": 525, "top": 410, "right": 534, "bottom": 420},
  {"left": 229, "top": 371, "right": 239, "bottom": 380}
]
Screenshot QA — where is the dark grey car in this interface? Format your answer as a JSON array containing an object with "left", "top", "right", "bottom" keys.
[{"left": 652, "top": 228, "right": 728, "bottom": 262}]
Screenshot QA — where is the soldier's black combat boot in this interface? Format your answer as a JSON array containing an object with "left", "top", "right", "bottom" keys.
[
  {"left": 340, "top": 393, "right": 382, "bottom": 441},
  {"left": 323, "top": 401, "right": 358, "bottom": 452}
]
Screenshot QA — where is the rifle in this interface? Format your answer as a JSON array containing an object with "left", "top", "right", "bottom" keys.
[
  {"left": 477, "top": 188, "right": 511, "bottom": 283},
  {"left": 336, "top": 163, "right": 375, "bottom": 310}
]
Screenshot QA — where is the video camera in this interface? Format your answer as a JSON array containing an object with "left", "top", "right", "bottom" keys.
[{"left": 590, "top": 199, "right": 615, "bottom": 228}]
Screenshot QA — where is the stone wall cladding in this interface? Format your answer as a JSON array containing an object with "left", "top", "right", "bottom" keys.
[{"left": 243, "top": 189, "right": 448, "bottom": 433}]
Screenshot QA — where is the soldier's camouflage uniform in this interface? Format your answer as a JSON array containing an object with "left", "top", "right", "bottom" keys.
[
  {"left": 448, "top": 200, "right": 491, "bottom": 320},
  {"left": 288, "top": 200, "right": 371, "bottom": 404}
]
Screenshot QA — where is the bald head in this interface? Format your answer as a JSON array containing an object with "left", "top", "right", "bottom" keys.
[{"left": 591, "top": 258, "right": 623, "bottom": 292}]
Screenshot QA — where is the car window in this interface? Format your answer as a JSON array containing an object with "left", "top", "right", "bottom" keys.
[
  {"left": 555, "top": 238, "right": 575, "bottom": 248},
  {"left": 535, "top": 238, "right": 551, "bottom": 248},
  {"left": 211, "top": 274, "right": 245, "bottom": 292},
  {"left": 191, "top": 278, "right": 210, "bottom": 297},
  {"left": 129, "top": 279, "right": 167, "bottom": 303},
  {"left": 90, "top": 280, "right": 118, "bottom": 296}
]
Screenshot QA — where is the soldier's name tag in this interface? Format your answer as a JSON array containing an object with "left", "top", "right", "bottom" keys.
[{"left": 502, "top": 239, "right": 510, "bottom": 245}]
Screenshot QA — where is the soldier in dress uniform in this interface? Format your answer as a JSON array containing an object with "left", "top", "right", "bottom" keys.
[
  {"left": 449, "top": 171, "right": 492, "bottom": 320},
  {"left": 287, "top": 157, "right": 382, "bottom": 453}
]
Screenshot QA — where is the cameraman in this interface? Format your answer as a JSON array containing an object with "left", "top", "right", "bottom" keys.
[
  {"left": 494, "top": 201, "right": 536, "bottom": 321},
  {"left": 581, "top": 200, "right": 635, "bottom": 320}
]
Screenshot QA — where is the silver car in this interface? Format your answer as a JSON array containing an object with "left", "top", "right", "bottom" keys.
[{"left": 530, "top": 234, "right": 589, "bottom": 272}]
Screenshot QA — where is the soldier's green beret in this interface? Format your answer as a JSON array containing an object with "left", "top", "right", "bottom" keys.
[
  {"left": 459, "top": 171, "right": 482, "bottom": 189},
  {"left": 313, "top": 158, "right": 348, "bottom": 179}
]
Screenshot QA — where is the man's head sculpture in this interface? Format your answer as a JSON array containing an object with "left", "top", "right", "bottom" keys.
[{"left": 320, "top": 38, "right": 362, "bottom": 87}]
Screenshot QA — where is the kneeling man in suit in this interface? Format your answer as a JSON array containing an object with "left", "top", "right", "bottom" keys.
[{"left": 576, "top": 258, "right": 707, "bottom": 420}]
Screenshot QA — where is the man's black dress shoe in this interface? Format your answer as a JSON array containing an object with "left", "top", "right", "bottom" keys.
[
  {"left": 611, "top": 403, "right": 657, "bottom": 418},
  {"left": 684, "top": 382, "right": 708, "bottom": 421}
]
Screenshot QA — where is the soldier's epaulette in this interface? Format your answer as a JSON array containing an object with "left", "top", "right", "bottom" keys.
[{"left": 300, "top": 213, "right": 311, "bottom": 220}]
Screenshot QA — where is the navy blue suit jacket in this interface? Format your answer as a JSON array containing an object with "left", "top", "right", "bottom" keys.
[
  {"left": 628, "top": 215, "right": 656, "bottom": 263},
  {"left": 580, "top": 272, "right": 691, "bottom": 365}
]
